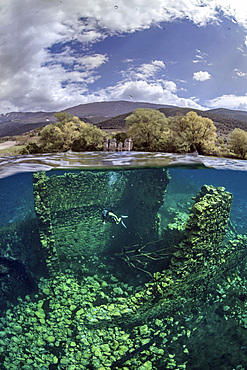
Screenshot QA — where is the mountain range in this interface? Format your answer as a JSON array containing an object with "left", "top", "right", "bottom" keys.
[{"left": 0, "top": 100, "right": 247, "bottom": 138}]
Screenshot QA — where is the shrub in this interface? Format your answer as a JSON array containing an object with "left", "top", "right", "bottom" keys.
[
  {"left": 71, "top": 137, "right": 87, "bottom": 151},
  {"left": 71, "top": 124, "right": 105, "bottom": 151},
  {"left": 228, "top": 128, "right": 247, "bottom": 159},
  {"left": 20, "top": 114, "right": 105, "bottom": 154},
  {"left": 125, "top": 108, "right": 170, "bottom": 151},
  {"left": 20, "top": 141, "right": 41, "bottom": 155},
  {"left": 168, "top": 111, "right": 217, "bottom": 154}
]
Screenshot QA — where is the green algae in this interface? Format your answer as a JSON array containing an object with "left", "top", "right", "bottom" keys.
[
  {"left": 1, "top": 170, "right": 247, "bottom": 369},
  {"left": 0, "top": 270, "right": 190, "bottom": 369}
]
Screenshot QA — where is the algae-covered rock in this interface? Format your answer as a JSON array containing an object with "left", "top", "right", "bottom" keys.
[
  {"left": 118, "top": 345, "right": 129, "bottom": 355},
  {"left": 137, "top": 360, "right": 153, "bottom": 370},
  {"left": 100, "top": 343, "right": 111, "bottom": 353},
  {"left": 34, "top": 310, "right": 45, "bottom": 319},
  {"left": 37, "top": 338, "right": 46, "bottom": 346},
  {"left": 46, "top": 335, "right": 55, "bottom": 343},
  {"left": 113, "top": 286, "right": 124, "bottom": 295},
  {"left": 53, "top": 356, "right": 59, "bottom": 364},
  {"left": 12, "top": 325, "right": 22, "bottom": 333},
  {"left": 42, "top": 288, "right": 50, "bottom": 295},
  {"left": 139, "top": 324, "right": 149, "bottom": 336},
  {"left": 154, "top": 319, "right": 163, "bottom": 327},
  {"left": 60, "top": 357, "right": 70, "bottom": 365}
]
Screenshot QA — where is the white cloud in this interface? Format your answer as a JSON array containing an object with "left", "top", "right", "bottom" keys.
[
  {"left": 46, "top": 48, "right": 108, "bottom": 71},
  {"left": 207, "top": 94, "right": 247, "bottom": 110},
  {"left": 123, "top": 58, "right": 134, "bottom": 63},
  {"left": 1, "top": 0, "right": 247, "bottom": 112},
  {"left": 127, "top": 60, "right": 166, "bottom": 80},
  {"left": 193, "top": 71, "right": 212, "bottom": 81},
  {"left": 216, "top": 0, "right": 247, "bottom": 28},
  {"left": 162, "top": 80, "right": 177, "bottom": 93},
  {"left": 234, "top": 68, "right": 247, "bottom": 78},
  {"left": 193, "top": 49, "right": 208, "bottom": 64},
  {"left": 98, "top": 80, "right": 204, "bottom": 109}
]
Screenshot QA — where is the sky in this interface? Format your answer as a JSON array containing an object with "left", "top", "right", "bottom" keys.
[{"left": 1, "top": 0, "right": 247, "bottom": 113}]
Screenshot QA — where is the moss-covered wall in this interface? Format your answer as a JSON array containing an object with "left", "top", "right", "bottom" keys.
[
  {"left": 184, "top": 185, "right": 233, "bottom": 250},
  {"left": 33, "top": 169, "right": 170, "bottom": 276},
  {"left": 126, "top": 184, "right": 247, "bottom": 321},
  {"left": 170, "top": 185, "right": 233, "bottom": 278}
]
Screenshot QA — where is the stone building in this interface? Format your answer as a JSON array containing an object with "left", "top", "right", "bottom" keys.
[{"left": 103, "top": 137, "right": 133, "bottom": 151}]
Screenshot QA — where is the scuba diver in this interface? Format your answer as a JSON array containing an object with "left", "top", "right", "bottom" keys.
[{"left": 102, "top": 209, "right": 128, "bottom": 228}]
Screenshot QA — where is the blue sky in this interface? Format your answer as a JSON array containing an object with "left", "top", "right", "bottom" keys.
[{"left": 1, "top": 0, "right": 247, "bottom": 113}]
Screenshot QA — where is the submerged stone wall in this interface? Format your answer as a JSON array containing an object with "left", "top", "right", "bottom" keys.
[
  {"left": 128, "top": 184, "right": 247, "bottom": 320},
  {"left": 33, "top": 172, "right": 61, "bottom": 276},
  {"left": 184, "top": 185, "right": 233, "bottom": 251},
  {"left": 33, "top": 169, "right": 170, "bottom": 276},
  {"left": 170, "top": 185, "right": 233, "bottom": 279}
]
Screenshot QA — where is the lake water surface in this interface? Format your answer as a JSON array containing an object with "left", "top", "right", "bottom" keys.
[{"left": 0, "top": 152, "right": 247, "bottom": 369}]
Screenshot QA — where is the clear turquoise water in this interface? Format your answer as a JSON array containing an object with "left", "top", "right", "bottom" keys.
[{"left": 0, "top": 152, "right": 247, "bottom": 369}]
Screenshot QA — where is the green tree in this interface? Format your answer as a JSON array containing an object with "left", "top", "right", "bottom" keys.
[
  {"left": 71, "top": 124, "right": 105, "bottom": 151},
  {"left": 169, "top": 111, "right": 217, "bottom": 154},
  {"left": 125, "top": 108, "right": 170, "bottom": 150},
  {"left": 39, "top": 120, "right": 86, "bottom": 152},
  {"left": 54, "top": 112, "right": 75, "bottom": 125},
  {"left": 20, "top": 141, "right": 41, "bottom": 155},
  {"left": 21, "top": 115, "right": 105, "bottom": 153},
  {"left": 228, "top": 128, "right": 247, "bottom": 159}
]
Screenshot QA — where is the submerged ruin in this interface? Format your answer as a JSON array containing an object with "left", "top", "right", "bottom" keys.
[{"left": 0, "top": 168, "right": 247, "bottom": 369}]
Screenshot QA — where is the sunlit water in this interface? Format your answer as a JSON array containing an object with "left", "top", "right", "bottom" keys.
[
  {"left": 1, "top": 150, "right": 247, "bottom": 179},
  {"left": 0, "top": 151, "right": 247, "bottom": 369}
]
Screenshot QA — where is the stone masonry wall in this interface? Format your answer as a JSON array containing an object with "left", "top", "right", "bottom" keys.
[{"left": 33, "top": 169, "right": 170, "bottom": 276}]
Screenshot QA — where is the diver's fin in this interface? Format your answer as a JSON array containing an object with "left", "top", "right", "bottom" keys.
[
  {"left": 121, "top": 220, "right": 127, "bottom": 228},
  {"left": 121, "top": 215, "right": 128, "bottom": 218}
]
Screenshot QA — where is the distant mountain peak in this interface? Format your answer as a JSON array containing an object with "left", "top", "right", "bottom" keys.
[
  {"left": 0, "top": 100, "right": 247, "bottom": 138},
  {"left": 61, "top": 100, "right": 174, "bottom": 118}
]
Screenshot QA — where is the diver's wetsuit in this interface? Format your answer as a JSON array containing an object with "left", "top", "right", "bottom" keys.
[{"left": 102, "top": 209, "right": 127, "bottom": 228}]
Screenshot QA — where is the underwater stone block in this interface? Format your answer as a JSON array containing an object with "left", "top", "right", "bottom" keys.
[
  {"left": 169, "top": 185, "right": 233, "bottom": 278},
  {"left": 160, "top": 184, "right": 236, "bottom": 294},
  {"left": 105, "top": 185, "right": 247, "bottom": 327},
  {"left": 33, "top": 172, "right": 61, "bottom": 277},
  {"left": 183, "top": 185, "right": 233, "bottom": 252},
  {"left": 33, "top": 169, "right": 170, "bottom": 273}
]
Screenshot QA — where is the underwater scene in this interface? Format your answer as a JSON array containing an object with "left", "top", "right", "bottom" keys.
[{"left": 0, "top": 161, "right": 247, "bottom": 370}]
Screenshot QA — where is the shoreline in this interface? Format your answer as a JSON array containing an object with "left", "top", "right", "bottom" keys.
[{"left": 0, "top": 141, "right": 17, "bottom": 150}]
